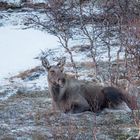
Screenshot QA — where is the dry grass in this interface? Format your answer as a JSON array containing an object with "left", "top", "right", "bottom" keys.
[
  {"left": 66, "top": 61, "right": 95, "bottom": 68},
  {"left": 23, "top": 2, "right": 49, "bottom": 10},
  {"left": 10, "top": 66, "right": 44, "bottom": 80}
]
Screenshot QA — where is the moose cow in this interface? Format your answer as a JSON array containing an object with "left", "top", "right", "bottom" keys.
[{"left": 41, "top": 57, "right": 130, "bottom": 113}]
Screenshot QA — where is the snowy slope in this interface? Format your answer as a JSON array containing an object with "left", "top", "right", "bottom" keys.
[{"left": 0, "top": 26, "right": 59, "bottom": 79}]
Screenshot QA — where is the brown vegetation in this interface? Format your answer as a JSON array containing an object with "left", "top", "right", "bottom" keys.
[{"left": 11, "top": 66, "right": 44, "bottom": 80}]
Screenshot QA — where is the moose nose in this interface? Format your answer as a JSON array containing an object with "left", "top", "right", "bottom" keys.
[
  {"left": 58, "top": 78, "right": 65, "bottom": 87},
  {"left": 58, "top": 78, "right": 61, "bottom": 83},
  {"left": 58, "top": 78, "right": 62, "bottom": 86}
]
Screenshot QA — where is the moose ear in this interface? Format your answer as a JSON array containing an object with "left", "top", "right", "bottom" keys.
[
  {"left": 41, "top": 58, "right": 51, "bottom": 70},
  {"left": 57, "top": 57, "right": 66, "bottom": 68}
]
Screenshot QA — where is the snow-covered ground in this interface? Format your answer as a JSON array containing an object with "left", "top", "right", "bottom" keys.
[
  {"left": 0, "top": 26, "right": 59, "bottom": 79},
  {"left": 0, "top": 10, "right": 60, "bottom": 101}
]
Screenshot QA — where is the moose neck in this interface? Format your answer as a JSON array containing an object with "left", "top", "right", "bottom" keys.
[{"left": 48, "top": 78, "right": 67, "bottom": 102}]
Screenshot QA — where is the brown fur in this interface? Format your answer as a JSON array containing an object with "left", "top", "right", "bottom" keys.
[{"left": 41, "top": 58, "right": 130, "bottom": 113}]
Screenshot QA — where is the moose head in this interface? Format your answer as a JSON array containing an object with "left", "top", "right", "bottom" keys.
[{"left": 41, "top": 57, "right": 66, "bottom": 87}]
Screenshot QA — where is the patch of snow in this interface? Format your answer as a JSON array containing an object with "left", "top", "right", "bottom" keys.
[
  {"left": 32, "top": 0, "right": 48, "bottom": 4},
  {"left": 0, "top": 73, "right": 48, "bottom": 101},
  {"left": 0, "top": 90, "right": 16, "bottom": 101},
  {"left": 0, "top": 0, "right": 48, "bottom": 4},
  {"left": 115, "top": 102, "right": 131, "bottom": 112},
  {"left": 11, "top": 126, "right": 35, "bottom": 133},
  {"left": 103, "top": 102, "right": 131, "bottom": 113},
  {"left": 0, "top": 26, "right": 59, "bottom": 79},
  {"left": 0, "top": 11, "right": 47, "bottom": 28},
  {"left": 0, "top": 79, "right": 18, "bottom": 101},
  {"left": 21, "top": 73, "right": 48, "bottom": 90},
  {"left": 0, "top": 0, "right": 21, "bottom": 4}
]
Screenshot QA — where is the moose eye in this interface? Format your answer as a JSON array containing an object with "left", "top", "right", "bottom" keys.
[{"left": 50, "top": 70, "right": 55, "bottom": 74}]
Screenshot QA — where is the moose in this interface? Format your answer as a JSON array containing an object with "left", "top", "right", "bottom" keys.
[{"left": 41, "top": 57, "right": 130, "bottom": 113}]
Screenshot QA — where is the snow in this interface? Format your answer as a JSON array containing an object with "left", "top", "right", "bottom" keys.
[
  {"left": 0, "top": 19, "right": 59, "bottom": 100},
  {"left": 0, "top": 0, "right": 47, "bottom": 4},
  {"left": 0, "top": 72, "right": 49, "bottom": 101},
  {"left": 0, "top": 0, "right": 20, "bottom": 4},
  {"left": 0, "top": 26, "right": 59, "bottom": 79},
  {"left": 16, "top": 73, "right": 48, "bottom": 91},
  {"left": 0, "top": 11, "right": 46, "bottom": 26}
]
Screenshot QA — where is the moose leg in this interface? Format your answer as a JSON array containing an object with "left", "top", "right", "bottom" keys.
[
  {"left": 69, "top": 95, "right": 90, "bottom": 113},
  {"left": 70, "top": 103, "right": 90, "bottom": 113}
]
